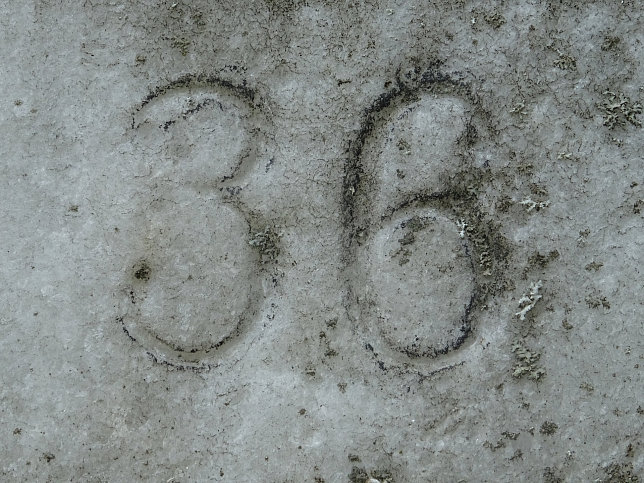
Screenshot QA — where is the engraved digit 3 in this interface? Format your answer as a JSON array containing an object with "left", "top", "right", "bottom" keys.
[{"left": 120, "top": 77, "right": 272, "bottom": 371}]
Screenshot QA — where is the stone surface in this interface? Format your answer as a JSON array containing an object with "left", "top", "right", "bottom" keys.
[{"left": 0, "top": 1, "right": 642, "bottom": 481}]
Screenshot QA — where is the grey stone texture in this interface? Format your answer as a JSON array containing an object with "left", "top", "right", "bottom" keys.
[{"left": 1, "top": 1, "right": 642, "bottom": 481}]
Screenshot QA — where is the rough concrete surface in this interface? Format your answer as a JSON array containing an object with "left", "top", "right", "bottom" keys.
[{"left": 1, "top": 1, "right": 642, "bottom": 481}]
